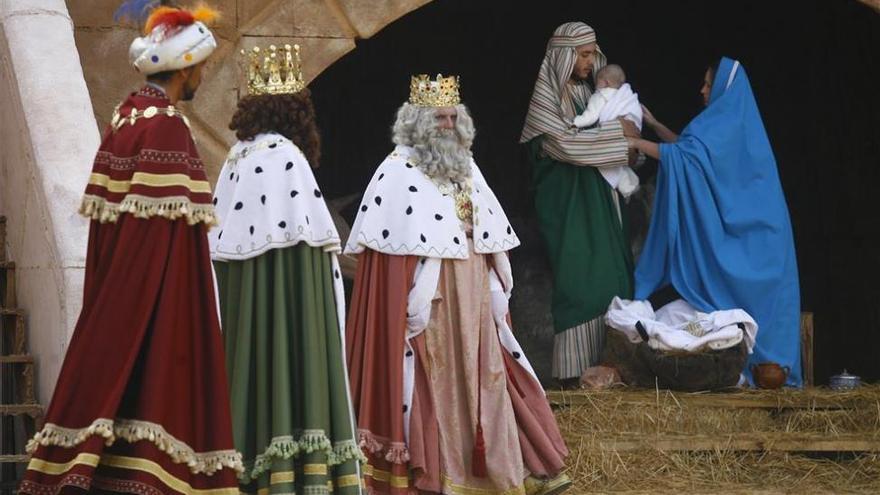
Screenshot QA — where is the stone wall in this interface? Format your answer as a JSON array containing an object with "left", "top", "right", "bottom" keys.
[
  {"left": 69, "top": 0, "right": 432, "bottom": 183},
  {"left": 0, "top": 0, "right": 97, "bottom": 405}
]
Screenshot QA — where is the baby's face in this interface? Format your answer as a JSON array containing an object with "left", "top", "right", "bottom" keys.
[{"left": 596, "top": 78, "right": 610, "bottom": 89}]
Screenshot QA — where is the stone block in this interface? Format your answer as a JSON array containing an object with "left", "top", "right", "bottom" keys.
[
  {"left": 16, "top": 186, "right": 54, "bottom": 270},
  {"left": 239, "top": 0, "right": 352, "bottom": 38},
  {"left": 61, "top": 267, "right": 85, "bottom": 344},
  {"left": 15, "top": 265, "right": 66, "bottom": 404},
  {"left": 335, "top": 0, "right": 431, "bottom": 38},
  {"left": 69, "top": 0, "right": 238, "bottom": 35},
  {"left": 73, "top": 28, "right": 143, "bottom": 128}
]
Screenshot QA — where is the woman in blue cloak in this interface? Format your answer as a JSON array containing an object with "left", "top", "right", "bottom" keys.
[{"left": 627, "top": 57, "right": 802, "bottom": 387}]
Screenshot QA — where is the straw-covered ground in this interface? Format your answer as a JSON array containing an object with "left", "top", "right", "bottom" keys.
[{"left": 550, "top": 385, "right": 880, "bottom": 494}]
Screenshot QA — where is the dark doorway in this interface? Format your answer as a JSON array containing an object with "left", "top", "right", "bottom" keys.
[{"left": 311, "top": 0, "right": 880, "bottom": 384}]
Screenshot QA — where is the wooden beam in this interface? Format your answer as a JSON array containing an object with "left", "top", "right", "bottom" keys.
[
  {"left": 0, "top": 354, "right": 33, "bottom": 364},
  {"left": 0, "top": 454, "right": 29, "bottom": 463},
  {"left": 547, "top": 389, "right": 876, "bottom": 410},
  {"left": 0, "top": 404, "right": 42, "bottom": 417},
  {"left": 592, "top": 433, "right": 880, "bottom": 452},
  {"left": 801, "top": 312, "right": 815, "bottom": 387}
]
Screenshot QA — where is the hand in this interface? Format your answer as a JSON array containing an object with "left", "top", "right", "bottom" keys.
[
  {"left": 625, "top": 136, "right": 639, "bottom": 149},
  {"left": 641, "top": 104, "right": 658, "bottom": 128},
  {"left": 619, "top": 118, "right": 640, "bottom": 138}
]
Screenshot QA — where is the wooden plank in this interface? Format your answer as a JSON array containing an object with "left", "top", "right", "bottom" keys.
[
  {"left": 0, "top": 354, "right": 33, "bottom": 364},
  {"left": 1, "top": 260, "right": 14, "bottom": 308},
  {"left": 0, "top": 216, "right": 6, "bottom": 263},
  {"left": 0, "top": 454, "right": 29, "bottom": 463},
  {"left": 0, "top": 404, "right": 42, "bottom": 416},
  {"left": 594, "top": 433, "right": 880, "bottom": 452},
  {"left": 547, "top": 389, "right": 874, "bottom": 410},
  {"left": 801, "top": 312, "right": 815, "bottom": 387}
]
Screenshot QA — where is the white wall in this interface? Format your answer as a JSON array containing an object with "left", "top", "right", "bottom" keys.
[{"left": 0, "top": 0, "right": 98, "bottom": 405}]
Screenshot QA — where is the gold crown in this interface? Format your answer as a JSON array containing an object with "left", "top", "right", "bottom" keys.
[
  {"left": 409, "top": 74, "right": 461, "bottom": 107},
  {"left": 241, "top": 44, "right": 305, "bottom": 96}
]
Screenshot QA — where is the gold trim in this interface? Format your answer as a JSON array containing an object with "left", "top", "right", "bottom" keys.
[
  {"left": 27, "top": 453, "right": 240, "bottom": 495},
  {"left": 111, "top": 105, "right": 191, "bottom": 132},
  {"left": 409, "top": 74, "right": 461, "bottom": 107},
  {"left": 269, "top": 471, "right": 295, "bottom": 484},
  {"left": 28, "top": 418, "right": 241, "bottom": 476},
  {"left": 89, "top": 172, "right": 212, "bottom": 195},
  {"left": 363, "top": 463, "right": 409, "bottom": 489},
  {"left": 334, "top": 474, "right": 362, "bottom": 488},
  {"left": 101, "top": 454, "right": 238, "bottom": 495},
  {"left": 302, "top": 463, "right": 328, "bottom": 476},
  {"left": 80, "top": 194, "right": 218, "bottom": 226},
  {"left": 27, "top": 452, "right": 100, "bottom": 475},
  {"left": 442, "top": 475, "right": 526, "bottom": 495}
]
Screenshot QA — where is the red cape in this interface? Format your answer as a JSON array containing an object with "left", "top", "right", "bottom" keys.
[{"left": 346, "top": 250, "right": 568, "bottom": 493}]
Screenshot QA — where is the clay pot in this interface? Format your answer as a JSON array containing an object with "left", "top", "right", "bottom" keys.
[{"left": 751, "top": 362, "right": 790, "bottom": 389}]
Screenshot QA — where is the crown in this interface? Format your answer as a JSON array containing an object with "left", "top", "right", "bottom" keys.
[
  {"left": 409, "top": 74, "right": 461, "bottom": 107},
  {"left": 241, "top": 44, "right": 305, "bottom": 96}
]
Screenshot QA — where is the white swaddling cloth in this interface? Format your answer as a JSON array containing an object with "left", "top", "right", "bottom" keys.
[
  {"left": 605, "top": 297, "right": 758, "bottom": 353},
  {"left": 596, "top": 83, "right": 643, "bottom": 198}
]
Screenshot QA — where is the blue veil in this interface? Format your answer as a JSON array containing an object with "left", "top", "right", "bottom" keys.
[{"left": 635, "top": 58, "right": 802, "bottom": 387}]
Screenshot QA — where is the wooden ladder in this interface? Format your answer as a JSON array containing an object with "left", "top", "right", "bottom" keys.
[{"left": 0, "top": 217, "right": 43, "bottom": 493}]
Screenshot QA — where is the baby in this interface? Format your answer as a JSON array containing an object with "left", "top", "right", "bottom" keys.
[{"left": 573, "top": 64, "right": 643, "bottom": 198}]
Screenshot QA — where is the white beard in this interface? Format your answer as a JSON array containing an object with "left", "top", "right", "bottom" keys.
[{"left": 412, "top": 128, "right": 472, "bottom": 183}]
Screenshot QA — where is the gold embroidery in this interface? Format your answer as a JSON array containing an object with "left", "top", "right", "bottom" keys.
[
  {"left": 363, "top": 463, "right": 409, "bottom": 489},
  {"left": 27, "top": 452, "right": 100, "bottom": 475},
  {"left": 80, "top": 194, "right": 218, "bottom": 226},
  {"left": 28, "top": 418, "right": 241, "bottom": 475},
  {"left": 89, "top": 172, "right": 212, "bottom": 194},
  {"left": 100, "top": 455, "right": 239, "bottom": 495},
  {"left": 270, "top": 471, "right": 295, "bottom": 484},
  {"left": 303, "top": 463, "right": 328, "bottom": 476},
  {"left": 442, "top": 475, "right": 526, "bottom": 495},
  {"left": 27, "top": 453, "right": 240, "bottom": 495},
  {"left": 110, "top": 105, "right": 191, "bottom": 132},
  {"left": 334, "top": 474, "right": 362, "bottom": 488}
]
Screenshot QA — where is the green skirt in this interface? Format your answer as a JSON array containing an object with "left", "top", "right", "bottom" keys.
[
  {"left": 528, "top": 137, "right": 634, "bottom": 333},
  {"left": 214, "top": 244, "right": 362, "bottom": 494}
]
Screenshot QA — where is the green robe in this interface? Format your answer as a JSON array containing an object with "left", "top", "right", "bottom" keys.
[
  {"left": 528, "top": 136, "right": 634, "bottom": 333},
  {"left": 214, "top": 244, "right": 362, "bottom": 494}
]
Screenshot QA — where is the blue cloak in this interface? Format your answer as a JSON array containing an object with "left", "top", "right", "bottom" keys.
[{"left": 635, "top": 58, "right": 802, "bottom": 387}]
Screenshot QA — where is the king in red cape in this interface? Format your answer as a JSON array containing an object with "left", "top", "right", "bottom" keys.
[
  {"left": 345, "top": 75, "right": 571, "bottom": 495},
  {"left": 19, "top": 4, "right": 242, "bottom": 494}
]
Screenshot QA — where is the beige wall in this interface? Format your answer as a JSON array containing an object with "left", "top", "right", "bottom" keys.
[
  {"left": 69, "top": 0, "right": 432, "bottom": 183},
  {"left": 0, "top": 0, "right": 97, "bottom": 405}
]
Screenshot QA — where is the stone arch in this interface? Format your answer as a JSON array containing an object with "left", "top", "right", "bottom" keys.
[{"left": 69, "top": 0, "right": 435, "bottom": 182}]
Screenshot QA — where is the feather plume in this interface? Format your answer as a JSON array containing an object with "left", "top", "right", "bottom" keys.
[
  {"left": 143, "top": 7, "right": 195, "bottom": 35},
  {"left": 191, "top": 4, "right": 221, "bottom": 25},
  {"left": 113, "top": 0, "right": 160, "bottom": 25}
]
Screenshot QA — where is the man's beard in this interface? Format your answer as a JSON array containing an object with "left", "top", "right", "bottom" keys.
[{"left": 412, "top": 128, "right": 472, "bottom": 183}]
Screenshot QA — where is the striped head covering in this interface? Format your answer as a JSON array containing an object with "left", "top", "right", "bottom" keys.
[{"left": 520, "top": 22, "right": 627, "bottom": 167}]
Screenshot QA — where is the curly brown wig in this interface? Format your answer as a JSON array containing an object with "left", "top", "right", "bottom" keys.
[{"left": 229, "top": 89, "right": 321, "bottom": 167}]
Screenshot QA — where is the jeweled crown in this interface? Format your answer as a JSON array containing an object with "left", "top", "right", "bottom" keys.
[
  {"left": 409, "top": 74, "right": 460, "bottom": 107},
  {"left": 241, "top": 44, "right": 305, "bottom": 96}
]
